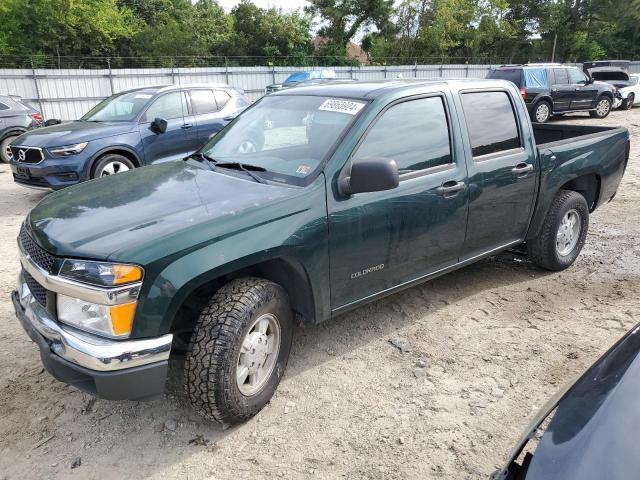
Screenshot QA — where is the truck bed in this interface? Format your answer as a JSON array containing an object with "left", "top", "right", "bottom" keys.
[{"left": 532, "top": 123, "right": 625, "bottom": 148}]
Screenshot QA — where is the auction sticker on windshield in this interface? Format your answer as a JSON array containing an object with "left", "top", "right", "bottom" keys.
[{"left": 318, "top": 99, "right": 366, "bottom": 115}]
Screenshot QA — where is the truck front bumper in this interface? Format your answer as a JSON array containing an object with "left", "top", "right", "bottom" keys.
[{"left": 11, "top": 272, "right": 173, "bottom": 400}]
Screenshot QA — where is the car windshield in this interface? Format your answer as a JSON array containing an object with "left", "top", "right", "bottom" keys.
[
  {"left": 283, "top": 72, "right": 312, "bottom": 85},
  {"left": 201, "top": 95, "right": 366, "bottom": 185},
  {"left": 81, "top": 90, "right": 156, "bottom": 122}
]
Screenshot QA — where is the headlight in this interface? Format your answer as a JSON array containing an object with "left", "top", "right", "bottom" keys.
[
  {"left": 59, "top": 259, "right": 143, "bottom": 287},
  {"left": 48, "top": 142, "right": 88, "bottom": 157},
  {"left": 57, "top": 294, "right": 137, "bottom": 338}
]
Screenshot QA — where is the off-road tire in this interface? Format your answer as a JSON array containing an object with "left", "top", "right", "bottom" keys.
[
  {"left": 527, "top": 189, "right": 589, "bottom": 271},
  {"left": 531, "top": 100, "right": 552, "bottom": 123},
  {"left": 0, "top": 134, "right": 19, "bottom": 163},
  {"left": 90, "top": 153, "right": 135, "bottom": 179},
  {"left": 184, "top": 277, "right": 293, "bottom": 424},
  {"left": 589, "top": 96, "right": 612, "bottom": 118}
]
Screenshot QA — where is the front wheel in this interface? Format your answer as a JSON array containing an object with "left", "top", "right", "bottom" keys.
[
  {"left": 91, "top": 153, "right": 135, "bottom": 179},
  {"left": 184, "top": 278, "right": 293, "bottom": 424},
  {"left": 623, "top": 93, "right": 635, "bottom": 110},
  {"left": 590, "top": 97, "right": 612, "bottom": 118},
  {"left": 0, "top": 134, "right": 19, "bottom": 163},
  {"left": 527, "top": 190, "right": 589, "bottom": 271}
]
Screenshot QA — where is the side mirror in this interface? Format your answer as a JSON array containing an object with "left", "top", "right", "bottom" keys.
[
  {"left": 338, "top": 157, "right": 399, "bottom": 196},
  {"left": 151, "top": 117, "right": 168, "bottom": 134},
  {"left": 44, "top": 119, "right": 61, "bottom": 127}
]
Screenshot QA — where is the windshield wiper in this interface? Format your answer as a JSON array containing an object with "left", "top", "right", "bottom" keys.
[
  {"left": 186, "top": 152, "right": 217, "bottom": 170},
  {"left": 215, "top": 162, "right": 268, "bottom": 184}
]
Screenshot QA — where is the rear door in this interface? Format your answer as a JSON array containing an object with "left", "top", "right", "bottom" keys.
[
  {"left": 568, "top": 68, "right": 598, "bottom": 110},
  {"left": 457, "top": 89, "right": 538, "bottom": 258},
  {"left": 328, "top": 93, "right": 469, "bottom": 308},
  {"left": 138, "top": 91, "right": 195, "bottom": 164},
  {"left": 189, "top": 88, "right": 228, "bottom": 147},
  {"left": 550, "top": 68, "right": 574, "bottom": 111}
]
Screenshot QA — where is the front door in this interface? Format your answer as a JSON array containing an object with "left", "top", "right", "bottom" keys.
[
  {"left": 138, "top": 90, "right": 196, "bottom": 164},
  {"left": 550, "top": 68, "right": 574, "bottom": 111},
  {"left": 328, "top": 94, "right": 469, "bottom": 309},
  {"left": 457, "top": 89, "right": 538, "bottom": 258},
  {"left": 568, "top": 68, "right": 598, "bottom": 110}
]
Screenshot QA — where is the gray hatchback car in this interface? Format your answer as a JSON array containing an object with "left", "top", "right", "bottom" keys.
[{"left": 0, "top": 94, "right": 43, "bottom": 162}]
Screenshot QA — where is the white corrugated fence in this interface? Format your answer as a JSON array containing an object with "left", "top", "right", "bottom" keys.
[{"left": 2, "top": 62, "right": 640, "bottom": 121}]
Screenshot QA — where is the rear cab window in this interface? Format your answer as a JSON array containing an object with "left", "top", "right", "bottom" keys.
[
  {"left": 460, "top": 91, "right": 522, "bottom": 158},
  {"left": 353, "top": 96, "right": 453, "bottom": 175},
  {"left": 487, "top": 69, "right": 523, "bottom": 88}
]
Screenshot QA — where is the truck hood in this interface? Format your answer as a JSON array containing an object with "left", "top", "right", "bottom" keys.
[
  {"left": 15, "top": 120, "right": 134, "bottom": 148},
  {"left": 25, "top": 161, "right": 298, "bottom": 260},
  {"left": 493, "top": 323, "right": 640, "bottom": 480}
]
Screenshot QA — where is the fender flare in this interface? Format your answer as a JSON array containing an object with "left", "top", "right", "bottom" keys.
[{"left": 0, "top": 127, "right": 27, "bottom": 142}]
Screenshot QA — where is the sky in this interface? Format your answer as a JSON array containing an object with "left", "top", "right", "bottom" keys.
[{"left": 217, "top": 0, "right": 308, "bottom": 12}]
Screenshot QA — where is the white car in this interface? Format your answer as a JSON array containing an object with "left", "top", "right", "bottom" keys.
[
  {"left": 615, "top": 74, "right": 640, "bottom": 109},
  {"left": 589, "top": 67, "right": 640, "bottom": 110}
]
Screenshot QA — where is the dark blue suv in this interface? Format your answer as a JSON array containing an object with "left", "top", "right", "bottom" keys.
[{"left": 9, "top": 84, "right": 250, "bottom": 189}]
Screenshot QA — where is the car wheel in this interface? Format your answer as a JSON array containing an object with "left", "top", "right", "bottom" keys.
[
  {"left": 91, "top": 154, "right": 135, "bottom": 179},
  {"left": 184, "top": 277, "right": 293, "bottom": 425},
  {"left": 623, "top": 93, "right": 635, "bottom": 110},
  {"left": 527, "top": 189, "right": 589, "bottom": 271},
  {"left": 589, "top": 96, "right": 612, "bottom": 118},
  {"left": 0, "top": 135, "right": 19, "bottom": 163},
  {"left": 532, "top": 101, "right": 551, "bottom": 123}
]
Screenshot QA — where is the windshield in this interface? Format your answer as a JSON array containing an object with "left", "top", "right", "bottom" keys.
[
  {"left": 201, "top": 95, "right": 366, "bottom": 185},
  {"left": 283, "top": 72, "right": 312, "bottom": 85},
  {"left": 81, "top": 90, "right": 156, "bottom": 122}
]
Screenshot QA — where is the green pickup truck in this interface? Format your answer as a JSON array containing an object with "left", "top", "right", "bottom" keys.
[{"left": 12, "top": 79, "right": 630, "bottom": 424}]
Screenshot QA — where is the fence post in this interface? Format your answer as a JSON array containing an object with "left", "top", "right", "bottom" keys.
[
  {"left": 29, "top": 56, "right": 44, "bottom": 117},
  {"left": 383, "top": 65, "right": 387, "bottom": 79},
  {"left": 466, "top": 64, "right": 470, "bottom": 78},
  {"left": 439, "top": 64, "right": 444, "bottom": 78},
  {"left": 414, "top": 60, "right": 418, "bottom": 78},
  {"left": 350, "top": 64, "right": 354, "bottom": 79},
  {"left": 107, "top": 57, "right": 115, "bottom": 95},
  {"left": 271, "top": 64, "right": 276, "bottom": 85},
  {"left": 171, "top": 57, "right": 177, "bottom": 84},
  {"left": 225, "top": 57, "right": 230, "bottom": 84}
]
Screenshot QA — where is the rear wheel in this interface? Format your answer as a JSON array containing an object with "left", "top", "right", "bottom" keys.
[
  {"left": 184, "top": 278, "right": 293, "bottom": 424},
  {"left": 0, "top": 134, "right": 19, "bottom": 163},
  {"left": 532, "top": 101, "right": 551, "bottom": 123},
  {"left": 590, "top": 96, "right": 612, "bottom": 118},
  {"left": 623, "top": 93, "right": 635, "bottom": 110},
  {"left": 91, "top": 153, "right": 135, "bottom": 179},
  {"left": 527, "top": 190, "right": 589, "bottom": 271}
]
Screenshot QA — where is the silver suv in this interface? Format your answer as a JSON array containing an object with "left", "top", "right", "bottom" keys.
[{"left": 0, "top": 94, "right": 43, "bottom": 162}]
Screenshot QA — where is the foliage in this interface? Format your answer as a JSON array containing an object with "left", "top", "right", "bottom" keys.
[{"left": 0, "top": 0, "right": 639, "bottom": 65}]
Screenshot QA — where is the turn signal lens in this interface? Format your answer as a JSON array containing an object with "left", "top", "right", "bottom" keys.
[
  {"left": 109, "top": 302, "right": 138, "bottom": 336},
  {"left": 112, "top": 265, "right": 143, "bottom": 285}
]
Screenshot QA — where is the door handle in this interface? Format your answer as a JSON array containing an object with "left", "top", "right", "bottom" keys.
[
  {"left": 181, "top": 123, "right": 193, "bottom": 129},
  {"left": 436, "top": 180, "right": 465, "bottom": 197},
  {"left": 512, "top": 163, "right": 534, "bottom": 176}
]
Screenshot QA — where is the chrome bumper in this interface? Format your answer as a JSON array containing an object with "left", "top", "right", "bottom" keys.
[{"left": 15, "top": 270, "right": 172, "bottom": 372}]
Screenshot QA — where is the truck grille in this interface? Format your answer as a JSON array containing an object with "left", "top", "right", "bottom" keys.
[
  {"left": 10, "top": 146, "right": 44, "bottom": 164},
  {"left": 24, "top": 270, "right": 48, "bottom": 307},
  {"left": 19, "top": 224, "right": 56, "bottom": 273}
]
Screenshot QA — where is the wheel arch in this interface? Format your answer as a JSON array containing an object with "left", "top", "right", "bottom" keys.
[
  {"left": 559, "top": 173, "right": 601, "bottom": 212},
  {"left": 167, "top": 256, "right": 316, "bottom": 344},
  {"left": 0, "top": 127, "right": 27, "bottom": 141},
  {"left": 89, "top": 146, "right": 142, "bottom": 176}
]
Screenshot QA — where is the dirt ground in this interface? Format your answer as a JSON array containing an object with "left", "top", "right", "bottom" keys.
[{"left": 0, "top": 108, "right": 639, "bottom": 480}]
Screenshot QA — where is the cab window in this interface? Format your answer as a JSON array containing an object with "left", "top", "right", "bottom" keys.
[
  {"left": 190, "top": 89, "right": 218, "bottom": 114},
  {"left": 461, "top": 91, "right": 521, "bottom": 158},
  {"left": 553, "top": 68, "right": 570, "bottom": 85},
  {"left": 354, "top": 96, "right": 452, "bottom": 173},
  {"left": 568, "top": 69, "right": 588, "bottom": 84},
  {"left": 143, "top": 92, "right": 186, "bottom": 121}
]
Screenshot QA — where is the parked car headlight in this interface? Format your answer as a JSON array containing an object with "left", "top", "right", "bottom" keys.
[
  {"left": 48, "top": 142, "right": 88, "bottom": 157},
  {"left": 59, "top": 259, "right": 143, "bottom": 287},
  {"left": 57, "top": 294, "right": 137, "bottom": 338}
]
